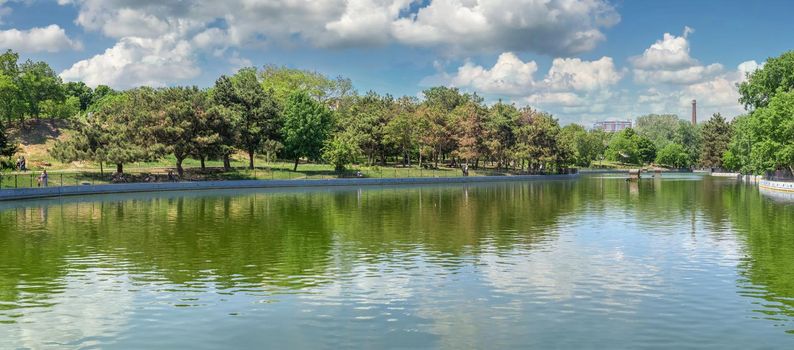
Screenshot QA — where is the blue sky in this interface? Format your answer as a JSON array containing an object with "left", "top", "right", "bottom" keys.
[{"left": 2, "top": 0, "right": 792, "bottom": 125}]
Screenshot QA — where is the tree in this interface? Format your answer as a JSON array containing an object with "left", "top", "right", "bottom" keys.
[
  {"left": 656, "top": 143, "right": 690, "bottom": 168},
  {"left": 513, "top": 108, "right": 564, "bottom": 173},
  {"left": 0, "top": 121, "right": 17, "bottom": 161},
  {"left": 213, "top": 68, "right": 281, "bottom": 169},
  {"left": 39, "top": 96, "right": 79, "bottom": 120},
  {"left": 0, "top": 72, "right": 25, "bottom": 124},
  {"left": 485, "top": 101, "right": 519, "bottom": 170},
  {"left": 151, "top": 87, "right": 213, "bottom": 176},
  {"left": 323, "top": 131, "right": 361, "bottom": 172},
  {"left": 636, "top": 136, "right": 657, "bottom": 165},
  {"left": 559, "top": 124, "right": 606, "bottom": 167},
  {"left": 18, "top": 60, "right": 64, "bottom": 120},
  {"left": 635, "top": 114, "right": 680, "bottom": 149},
  {"left": 282, "top": 91, "right": 334, "bottom": 171},
  {"left": 699, "top": 113, "right": 732, "bottom": 169},
  {"left": 739, "top": 51, "right": 794, "bottom": 110},
  {"left": 723, "top": 115, "right": 754, "bottom": 172},
  {"left": 259, "top": 65, "right": 355, "bottom": 108},
  {"left": 746, "top": 90, "right": 794, "bottom": 173},
  {"left": 451, "top": 100, "right": 486, "bottom": 166},
  {"left": 384, "top": 97, "right": 419, "bottom": 167},
  {"left": 674, "top": 120, "right": 701, "bottom": 167},
  {"left": 52, "top": 89, "right": 158, "bottom": 174},
  {"left": 606, "top": 128, "right": 640, "bottom": 164},
  {"left": 63, "top": 81, "right": 93, "bottom": 111}
]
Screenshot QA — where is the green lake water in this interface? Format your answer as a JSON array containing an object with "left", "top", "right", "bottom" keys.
[{"left": 1, "top": 175, "right": 793, "bottom": 349}]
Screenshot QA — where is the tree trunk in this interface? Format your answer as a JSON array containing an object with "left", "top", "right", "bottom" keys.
[
  {"left": 200, "top": 156, "right": 206, "bottom": 171},
  {"left": 176, "top": 158, "right": 184, "bottom": 177},
  {"left": 99, "top": 161, "right": 104, "bottom": 176},
  {"left": 248, "top": 150, "right": 255, "bottom": 170},
  {"left": 293, "top": 157, "right": 299, "bottom": 172},
  {"left": 223, "top": 153, "right": 231, "bottom": 171},
  {"left": 116, "top": 163, "right": 123, "bottom": 174}
]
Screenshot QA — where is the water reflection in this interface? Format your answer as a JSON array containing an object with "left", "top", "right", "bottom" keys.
[{"left": 0, "top": 177, "right": 793, "bottom": 347}]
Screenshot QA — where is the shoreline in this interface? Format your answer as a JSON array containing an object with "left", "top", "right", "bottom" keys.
[{"left": 0, "top": 174, "right": 579, "bottom": 202}]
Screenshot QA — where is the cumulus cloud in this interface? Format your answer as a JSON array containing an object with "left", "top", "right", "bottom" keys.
[
  {"left": 392, "top": 0, "right": 619, "bottom": 55},
  {"left": 0, "top": 24, "right": 82, "bottom": 53},
  {"left": 436, "top": 53, "right": 621, "bottom": 96},
  {"left": 61, "top": 0, "right": 617, "bottom": 54},
  {"left": 545, "top": 57, "right": 623, "bottom": 91},
  {"left": 60, "top": 35, "right": 200, "bottom": 89},
  {"left": 630, "top": 27, "right": 723, "bottom": 85}
]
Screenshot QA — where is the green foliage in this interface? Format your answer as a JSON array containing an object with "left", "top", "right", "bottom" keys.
[
  {"left": 739, "top": 51, "right": 794, "bottom": 110},
  {"left": 213, "top": 69, "right": 281, "bottom": 169},
  {"left": 559, "top": 124, "right": 605, "bottom": 167},
  {"left": 18, "top": 59, "right": 65, "bottom": 119},
  {"left": 282, "top": 91, "right": 334, "bottom": 171},
  {"left": 259, "top": 65, "right": 355, "bottom": 107},
  {"left": 63, "top": 81, "right": 93, "bottom": 111},
  {"left": 699, "top": 113, "right": 732, "bottom": 169},
  {"left": 635, "top": 114, "right": 680, "bottom": 149},
  {"left": 51, "top": 89, "right": 159, "bottom": 174},
  {"left": 656, "top": 143, "right": 691, "bottom": 168},
  {"left": 39, "top": 96, "right": 80, "bottom": 120},
  {"left": 636, "top": 136, "right": 657, "bottom": 165},
  {"left": 674, "top": 121, "right": 701, "bottom": 167},
  {"left": 606, "top": 128, "right": 640, "bottom": 164},
  {"left": 151, "top": 87, "right": 218, "bottom": 175},
  {"left": 323, "top": 132, "right": 361, "bottom": 172},
  {"left": 0, "top": 121, "right": 17, "bottom": 160}
]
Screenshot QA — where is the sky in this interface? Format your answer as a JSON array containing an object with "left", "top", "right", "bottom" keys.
[{"left": 2, "top": 0, "right": 792, "bottom": 126}]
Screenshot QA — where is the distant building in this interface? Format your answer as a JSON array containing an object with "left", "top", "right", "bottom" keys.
[{"left": 593, "top": 120, "right": 632, "bottom": 132}]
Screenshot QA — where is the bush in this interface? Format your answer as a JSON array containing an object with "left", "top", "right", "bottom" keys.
[{"left": 656, "top": 143, "right": 690, "bottom": 168}]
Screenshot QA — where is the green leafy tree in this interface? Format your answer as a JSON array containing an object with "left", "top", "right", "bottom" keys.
[
  {"left": 674, "top": 121, "right": 701, "bottom": 167},
  {"left": 559, "top": 124, "right": 606, "bottom": 167},
  {"left": 636, "top": 136, "right": 657, "bottom": 165},
  {"left": 213, "top": 69, "right": 281, "bottom": 169},
  {"left": 39, "top": 96, "right": 79, "bottom": 120},
  {"left": 723, "top": 115, "right": 754, "bottom": 172},
  {"left": 451, "top": 99, "right": 486, "bottom": 166},
  {"left": 18, "top": 60, "right": 65, "bottom": 119},
  {"left": 52, "top": 89, "right": 158, "bottom": 174},
  {"left": 0, "top": 72, "right": 25, "bottom": 124},
  {"left": 656, "top": 143, "right": 691, "bottom": 168},
  {"left": 746, "top": 90, "right": 794, "bottom": 173},
  {"left": 323, "top": 131, "right": 361, "bottom": 172},
  {"left": 739, "top": 51, "right": 794, "bottom": 110},
  {"left": 484, "top": 101, "right": 519, "bottom": 170},
  {"left": 606, "top": 128, "right": 640, "bottom": 164},
  {"left": 63, "top": 81, "right": 94, "bottom": 111},
  {"left": 152, "top": 87, "right": 214, "bottom": 176},
  {"left": 384, "top": 97, "right": 419, "bottom": 167},
  {"left": 699, "top": 113, "right": 732, "bottom": 169},
  {"left": 260, "top": 65, "right": 355, "bottom": 108},
  {"left": 282, "top": 91, "right": 334, "bottom": 171},
  {"left": 635, "top": 114, "right": 680, "bottom": 149},
  {"left": 0, "top": 121, "right": 17, "bottom": 161}
]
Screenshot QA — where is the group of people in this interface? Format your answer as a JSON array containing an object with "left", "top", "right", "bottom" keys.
[{"left": 14, "top": 155, "right": 49, "bottom": 187}]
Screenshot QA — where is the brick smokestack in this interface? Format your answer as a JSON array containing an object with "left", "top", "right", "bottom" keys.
[{"left": 691, "top": 99, "right": 697, "bottom": 125}]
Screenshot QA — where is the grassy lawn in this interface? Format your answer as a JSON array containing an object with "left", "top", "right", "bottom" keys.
[{"left": 0, "top": 158, "right": 515, "bottom": 189}]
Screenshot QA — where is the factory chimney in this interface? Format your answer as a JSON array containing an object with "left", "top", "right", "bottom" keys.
[{"left": 691, "top": 99, "right": 697, "bottom": 125}]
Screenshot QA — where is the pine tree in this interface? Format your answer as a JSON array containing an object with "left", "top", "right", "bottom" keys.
[{"left": 699, "top": 113, "right": 732, "bottom": 169}]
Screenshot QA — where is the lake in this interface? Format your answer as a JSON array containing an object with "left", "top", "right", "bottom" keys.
[{"left": 1, "top": 174, "right": 793, "bottom": 349}]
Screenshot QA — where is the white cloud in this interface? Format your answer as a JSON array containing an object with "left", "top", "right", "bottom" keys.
[
  {"left": 0, "top": 24, "right": 82, "bottom": 53},
  {"left": 61, "top": 0, "right": 617, "bottom": 55},
  {"left": 392, "top": 0, "right": 619, "bottom": 55},
  {"left": 545, "top": 57, "right": 623, "bottom": 91},
  {"left": 60, "top": 35, "right": 200, "bottom": 89},
  {"left": 630, "top": 27, "right": 723, "bottom": 85},
  {"left": 448, "top": 52, "right": 539, "bottom": 95}
]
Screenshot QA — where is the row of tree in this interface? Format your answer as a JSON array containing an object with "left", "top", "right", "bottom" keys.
[{"left": 3, "top": 49, "right": 792, "bottom": 175}]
